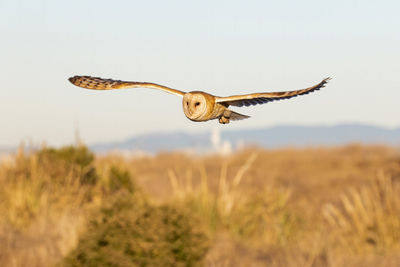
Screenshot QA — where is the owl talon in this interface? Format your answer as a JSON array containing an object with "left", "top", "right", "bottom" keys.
[{"left": 219, "top": 117, "right": 230, "bottom": 124}]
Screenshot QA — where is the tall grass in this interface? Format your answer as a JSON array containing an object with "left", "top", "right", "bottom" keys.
[
  {"left": 0, "top": 146, "right": 93, "bottom": 266},
  {"left": 168, "top": 152, "right": 299, "bottom": 247},
  {"left": 0, "top": 144, "right": 399, "bottom": 266},
  {"left": 323, "top": 171, "right": 400, "bottom": 253},
  {"left": 0, "top": 146, "right": 211, "bottom": 267}
]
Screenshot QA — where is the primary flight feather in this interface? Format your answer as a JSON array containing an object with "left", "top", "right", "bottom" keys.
[{"left": 68, "top": 76, "right": 331, "bottom": 124}]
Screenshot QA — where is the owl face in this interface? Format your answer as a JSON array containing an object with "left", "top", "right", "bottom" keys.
[{"left": 182, "top": 93, "right": 209, "bottom": 121}]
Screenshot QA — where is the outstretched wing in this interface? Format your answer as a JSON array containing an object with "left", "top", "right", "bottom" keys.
[
  {"left": 68, "top": 76, "right": 185, "bottom": 97},
  {"left": 215, "top": 78, "right": 331, "bottom": 107}
]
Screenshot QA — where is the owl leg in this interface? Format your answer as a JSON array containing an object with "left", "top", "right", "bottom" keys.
[
  {"left": 218, "top": 109, "right": 250, "bottom": 124},
  {"left": 218, "top": 116, "right": 230, "bottom": 124}
]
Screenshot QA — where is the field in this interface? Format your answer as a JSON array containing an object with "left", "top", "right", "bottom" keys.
[{"left": 0, "top": 144, "right": 399, "bottom": 266}]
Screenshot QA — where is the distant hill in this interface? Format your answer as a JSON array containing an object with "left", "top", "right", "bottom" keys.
[{"left": 91, "top": 124, "right": 400, "bottom": 154}]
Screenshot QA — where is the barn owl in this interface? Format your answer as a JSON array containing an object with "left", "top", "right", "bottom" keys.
[{"left": 68, "top": 76, "right": 330, "bottom": 124}]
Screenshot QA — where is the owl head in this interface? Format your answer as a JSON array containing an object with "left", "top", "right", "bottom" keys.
[{"left": 182, "top": 92, "right": 211, "bottom": 121}]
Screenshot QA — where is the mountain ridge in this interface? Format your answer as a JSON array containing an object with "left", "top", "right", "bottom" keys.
[{"left": 90, "top": 123, "right": 400, "bottom": 153}]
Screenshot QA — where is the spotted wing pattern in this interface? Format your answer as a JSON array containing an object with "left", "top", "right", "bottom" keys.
[{"left": 68, "top": 76, "right": 185, "bottom": 97}]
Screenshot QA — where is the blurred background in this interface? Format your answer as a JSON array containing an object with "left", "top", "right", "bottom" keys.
[{"left": 1, "top": 1, "right": 399, "bottom": 266}]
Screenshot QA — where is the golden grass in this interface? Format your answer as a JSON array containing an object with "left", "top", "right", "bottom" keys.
[
  {"left": 166, "top": 152, "right": 296, "bottom": 246},
  {"left": 0, "top": 147, "right": 89, "bottom": 266},
  {"left": 122, "top": 145, "right": 400, "bottom": 266},
  {"left": 323, "top": 171, "right": 400, "bottom": 253},
  {"left": 0, "top": 144, "right": 399, "bottom": 266}
]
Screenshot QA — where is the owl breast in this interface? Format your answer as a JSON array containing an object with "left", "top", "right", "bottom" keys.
[{"left": 182, "top": 92, "right": 218, "bottom": 122}]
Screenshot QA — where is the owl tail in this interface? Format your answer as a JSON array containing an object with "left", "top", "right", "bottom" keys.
[{"left": 224, "top": 109, "right": 250, "bottom": 121}]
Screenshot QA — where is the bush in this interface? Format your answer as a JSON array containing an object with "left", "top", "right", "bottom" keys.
[
  {"left": 108, "top": 166, "right": 135, "bottom": 193},
  {"left": 38, "top": 145, "right": 98, "bottom": 185},
  {"left": 62, "top": 196, "right": 210, "bottom": 267}
]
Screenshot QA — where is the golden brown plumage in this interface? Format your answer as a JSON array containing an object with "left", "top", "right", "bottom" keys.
[
  {"left": 68, "top": 76, "right": 185, "bottom": 97},
  {"left": 68, "top": 75, "right": 331, "bottom": 124}
]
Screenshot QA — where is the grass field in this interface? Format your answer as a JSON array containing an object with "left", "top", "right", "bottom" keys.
[{"left": 0, "top": 144, "right": 399, "bottom": 266}]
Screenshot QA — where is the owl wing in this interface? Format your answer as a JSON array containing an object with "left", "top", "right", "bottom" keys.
[
  {"left": 215, "top": 78, "right": 331, "bottom": 107},
  {"left": 68, "top": 76, "right": 185, "bottom": 97}
]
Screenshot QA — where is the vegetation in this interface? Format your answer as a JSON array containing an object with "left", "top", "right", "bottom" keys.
[
  {"left": 63, "top": 196, "right": 210, "bottom": 267},
  {"left": 0, "top": 144, "right": 399, "bottom": 266}
]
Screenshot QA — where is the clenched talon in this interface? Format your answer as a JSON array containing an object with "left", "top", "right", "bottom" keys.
[{"left": 219, "top": 117, "right": 230, "bottom": 124}]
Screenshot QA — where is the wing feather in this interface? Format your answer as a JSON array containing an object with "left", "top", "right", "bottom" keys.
[
  {"left": 215, "top": 78, "right": 331, "bottom": 107},
  {"left": 68, "top": 76, "right": 185, "bottom": 97}
]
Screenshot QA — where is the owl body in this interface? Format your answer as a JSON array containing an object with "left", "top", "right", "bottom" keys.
[
  {"left": 182, "top": 91, "right": 225, "bottom": 122},
  {"left": 68, "top": 75, "right": 330, "bottom": 124}
]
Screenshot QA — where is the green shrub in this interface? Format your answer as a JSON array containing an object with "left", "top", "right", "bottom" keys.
[
  {"left": 38, "top": 145, "right": 98, "bottom": 185},
  {"left": 108, "top": 166, "right": 135, "bottom": 193},
  {"left": 62, "top": 196, "right": 210, "bottom": 267}
]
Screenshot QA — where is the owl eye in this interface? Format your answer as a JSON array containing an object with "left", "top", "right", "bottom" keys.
[{"left": 195, "top": 102, "right": 200, "bottom": 107}]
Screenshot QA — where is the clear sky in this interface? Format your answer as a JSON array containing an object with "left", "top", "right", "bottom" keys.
[{"left": 1, "top": 0, "right": 399, "bottom": 147}]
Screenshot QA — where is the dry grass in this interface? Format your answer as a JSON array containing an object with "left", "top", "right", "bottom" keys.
[
  {"left": 122, "top": 144, "right": 400, "bottom": 266},
  {"left": 323, "top": 171, "right": 400, "bottom": 253},
  {"left": 166, "top": 152, "right": 296, "bottom": 246},
  {"left": 0, "top": 144, "right": 400, "bottom": 266}
]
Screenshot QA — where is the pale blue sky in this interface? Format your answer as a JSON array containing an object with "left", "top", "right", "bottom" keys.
[{"left": 1, "top": 0, "right": 399, "bottom": 146}]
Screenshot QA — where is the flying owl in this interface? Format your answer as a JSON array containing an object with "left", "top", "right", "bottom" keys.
[{"left": 68, "top": 76, "right": 331, "bottom": 124}]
